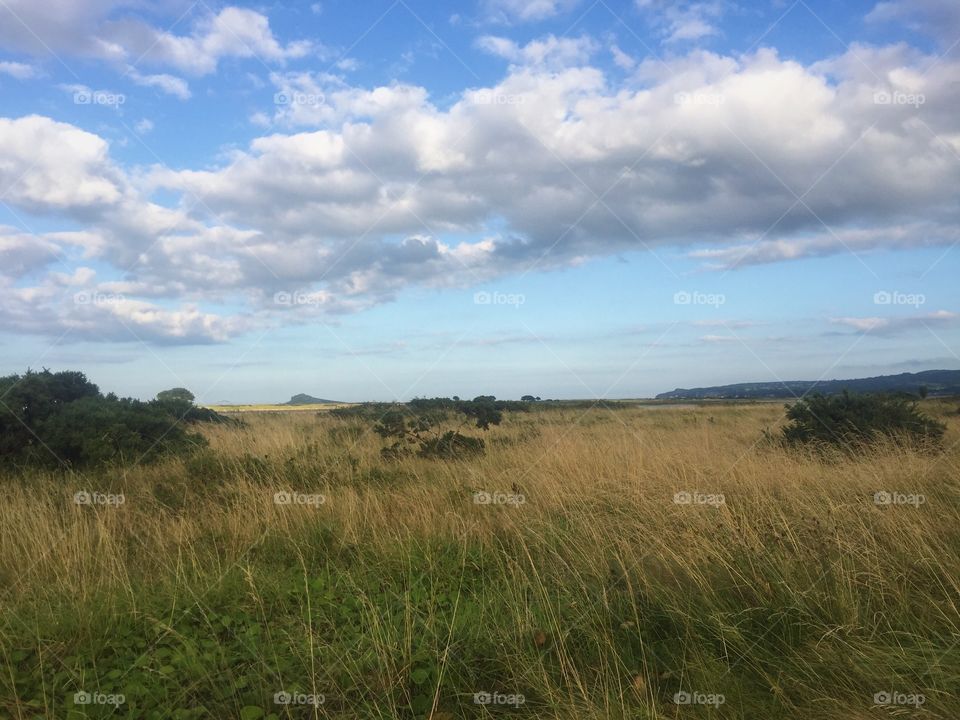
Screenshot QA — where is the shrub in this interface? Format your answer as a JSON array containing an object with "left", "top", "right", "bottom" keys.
[
  {"left": 370, "top": 397, "right": 506, "bottom": 461},
  {"left": 780, "top": 391, "right": 946, "bottom": 449},
  {"left": 417, "top": 431, "right": 485, "bottom": 460},
  {"left": 0, "top": 369, "right": 225, "bottom": 471}
]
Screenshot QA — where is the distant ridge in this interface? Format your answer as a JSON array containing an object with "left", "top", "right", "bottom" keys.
[
  {"left": 283, "top": 393, "right": 337, "bottom": 405},
  {"left": 656, "top": 370, "right": 960, "bottom": 400}
]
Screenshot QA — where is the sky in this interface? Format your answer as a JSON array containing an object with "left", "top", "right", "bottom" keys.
[{"left": 0, "top": 0, "right": 957, "bottom": 402}]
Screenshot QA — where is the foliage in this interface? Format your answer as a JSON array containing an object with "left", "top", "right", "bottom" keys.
[
  {"left": 780, "top": 391, "right": 946, "bottom": 449},
  {"left": 366, "top": 396, "right": 508, "bottom": 460},
  {"left": 0, "top": 369, "right": 229, "bottom": 470},
  {"left": 156, "top": 387, "right": 195, "bottom": 403}
]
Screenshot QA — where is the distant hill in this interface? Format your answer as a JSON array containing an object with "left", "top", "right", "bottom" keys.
[
  {"left": 656, "top": 370, "right": 960, "bottom": 400},
  {"left": 283, "top": 393, "right": 337, "bottom": 405}
]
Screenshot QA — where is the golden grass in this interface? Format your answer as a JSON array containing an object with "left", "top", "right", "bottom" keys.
[
  {"left": 203, "top": 402, "right": 351, "bottom": 413},
  {"left": 1, "top": 401, "right": 958, "bottom": 718}
]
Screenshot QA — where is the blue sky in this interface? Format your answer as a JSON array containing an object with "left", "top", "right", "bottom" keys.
[{"left": 0, "top": 0, "right": 957, "bottom": 402}]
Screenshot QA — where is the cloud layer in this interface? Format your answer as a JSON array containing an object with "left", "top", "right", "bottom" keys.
[{"left": 1, "top": 26, "right": 958, "bottom": 343}]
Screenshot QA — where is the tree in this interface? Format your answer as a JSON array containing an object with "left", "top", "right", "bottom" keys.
[
  {"left": 372, "top": 398, "right": 503, "bottom": 460},
  {"left": 0, "top": 370, "right": 221, "bottom": 470},
  {"left": 156, "top": 387, "right": 195, "bottom": 403}
]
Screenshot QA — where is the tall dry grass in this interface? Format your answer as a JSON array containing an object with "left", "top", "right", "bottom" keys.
[{"left": 1, "top": 402, "right": 958, "bottom": 718}]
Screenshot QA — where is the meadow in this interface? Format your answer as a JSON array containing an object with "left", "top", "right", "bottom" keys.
[{"left": 1, "top": 400, "right": 958, "bottom": 719}]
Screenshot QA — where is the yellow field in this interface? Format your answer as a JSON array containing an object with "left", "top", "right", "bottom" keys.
[{"left": 203, "top": 402, "right": 352, "bottom": 413}]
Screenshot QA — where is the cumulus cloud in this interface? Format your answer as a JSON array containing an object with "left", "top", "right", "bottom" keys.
[
  {"left": 0, "top": 115, "right": 124, "bottom": 211},
  {"left": 0, "top": 3, "right": 308, "bottom": 80},
  {"left": 1, "top": 30, "right": 959, "bottom": 345},
  {"left": 101, "top": 7, "right": 312, "bottom": 76}
]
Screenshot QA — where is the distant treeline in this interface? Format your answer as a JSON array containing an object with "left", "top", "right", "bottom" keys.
[
  {"left": 330, "top": 396, "right": 632, "bottom": 422},
  {"left": 656, "top": 370, "right": 960, "bottom": 400}
]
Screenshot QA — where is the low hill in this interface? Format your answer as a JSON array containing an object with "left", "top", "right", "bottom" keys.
[
  {"left": 284, "top": 393, "right": 337, "bottom": 405},
  {"left": 656, "top": 369, "right": 960, "bottom": 400}
]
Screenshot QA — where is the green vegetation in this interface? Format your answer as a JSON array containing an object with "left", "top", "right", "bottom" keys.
[
  {"left": 781, "top": 391, "right": 946, "bottom": 449},
  {"left": 1, "top": 383, "right": 958, "bottom": 718},
  {"left": 657, "top": 368, "right": 960, "bottom": 399},
  {"left": 0, "top": 370, "right": 229, "bottom": 471}
]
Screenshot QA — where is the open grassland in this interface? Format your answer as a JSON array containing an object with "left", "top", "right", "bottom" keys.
[
  {"left": 1, "top": 401, "right": 958, "bottom": 719},
  {"left": 203, "top": 404, "right": 351, "bottom": 414}
]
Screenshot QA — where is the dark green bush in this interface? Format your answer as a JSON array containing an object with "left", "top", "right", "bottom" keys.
[
  {"left": 0, "top": 369, "right": 225, "bottom": 471},
  {"left": 417, "top": 431, "right": 485, "bottom": 459},
  {"left": 781, "top": 391, "right": 945, "bottom": 449}
]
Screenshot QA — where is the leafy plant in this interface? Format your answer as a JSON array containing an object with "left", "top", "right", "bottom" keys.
[
  {"left": 371, "top": 397, "right": 506, "bottom": 460},
  {"left": 780, "top": 391, "right": 945, "bottom": 449},
  {"left": 0, "top": 369, "right": 229, "bottom": 470}
]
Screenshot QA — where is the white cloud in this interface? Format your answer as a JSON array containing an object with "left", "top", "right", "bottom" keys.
[
  {"left": 476, "top": 35, "right": 597, "bottom": 67},
  {"left": 134, "top": 118, "right": 154, "bottom": 134},
  {"left": 2, "top": 34, "right": 960, "bottom": 345},
  {"left": 636, "top": 0, "right": 726, "bottom": 43},
  {"left": 868, "top": 0, "right": 960, "bottom": 46},
  {"left": 126, "top": 67, "right": 191, "bottom": 99},
  {"left": 484, "top": 0, "right": 580, "bottom": 23},
  {"left": 0, "top": 115, "right": 123, "bottom": 211},
  {"left": 102, "top": 7, "right": 311, "bottom": 76},
  {"left": 610, "top": 45, "right": 636, "bottom": 70},
  {"left": 0, "top": 3, "right": 309, "bottom": 78},
  {"left": 0, "top": 60, "right": 37, "bottom": 79},
  {"left": 830, "top": 311, "right": 958, "bottom": 336},
  {"left": 689, "top": 223, "right": 960, "bottom": 270}
]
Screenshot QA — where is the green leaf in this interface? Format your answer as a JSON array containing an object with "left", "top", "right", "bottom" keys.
[{"left": 239, "top": 706, "right": 264, "bottom": 720}]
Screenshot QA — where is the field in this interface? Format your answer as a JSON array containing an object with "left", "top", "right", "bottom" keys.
[
  {"left": 203, "top": 404, "right": 350, "bottom": 414},
  {"left": 1, "top": 401, "right": 958, "bottom": 719}
]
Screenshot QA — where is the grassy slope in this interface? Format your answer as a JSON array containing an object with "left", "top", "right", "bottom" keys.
[{"left": 1, "top": 402, "right": 958, "bottom": 719}]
